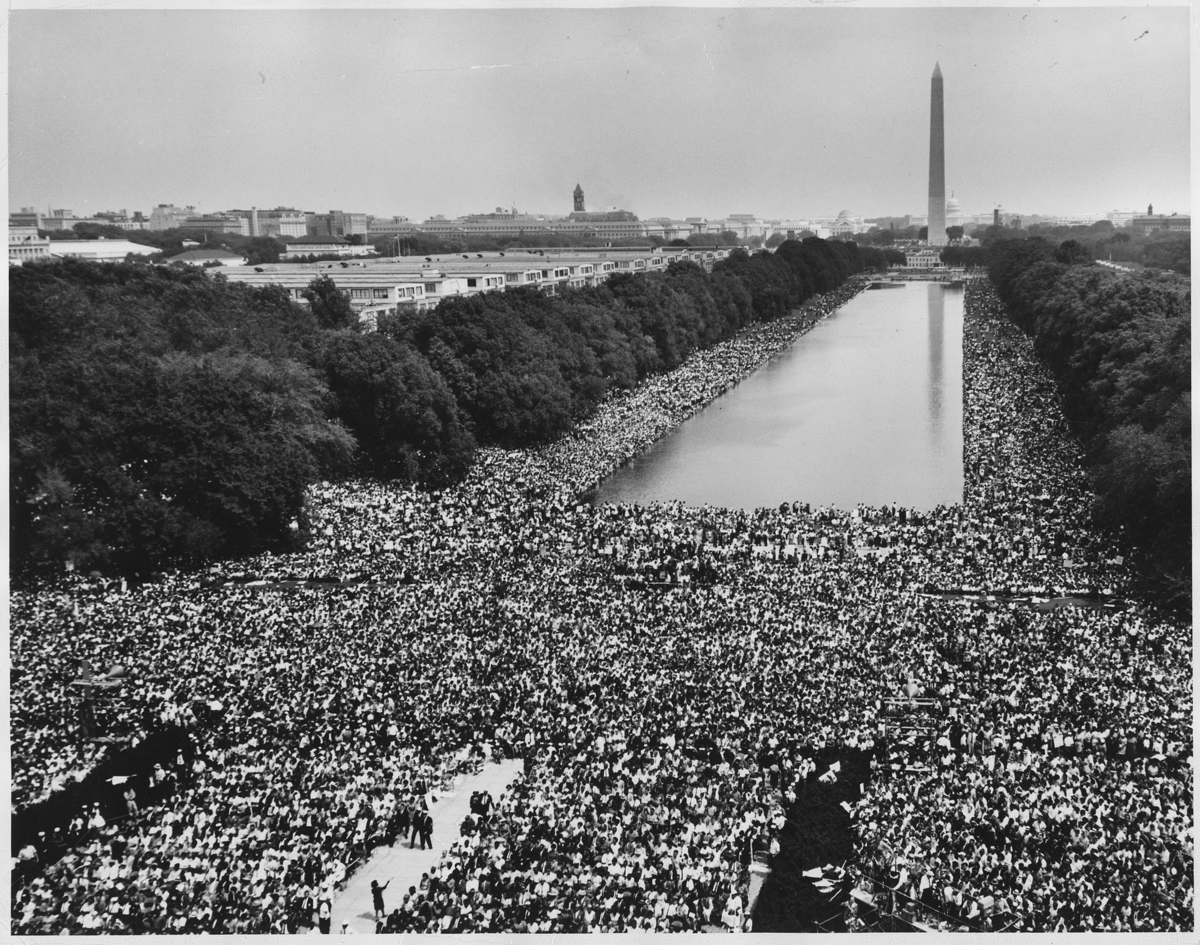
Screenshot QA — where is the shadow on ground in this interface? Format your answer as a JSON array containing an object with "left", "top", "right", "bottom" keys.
[{"left": 752, "top": 747, "right": 873, "bottom": 932}]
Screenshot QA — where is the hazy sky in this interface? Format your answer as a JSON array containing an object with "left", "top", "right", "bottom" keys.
[{"left": 8, "top": 5, "right": 1191, "bottom": 222}]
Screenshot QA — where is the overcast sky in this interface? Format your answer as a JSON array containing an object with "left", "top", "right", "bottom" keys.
[{"left": 8, "top": 5, "right": 1191, "bottom": 222}]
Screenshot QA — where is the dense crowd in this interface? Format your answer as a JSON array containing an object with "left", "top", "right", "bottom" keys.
[
  {"left": 10, "top": 280, "right": 1190, "bottom": 934},
  {"left": 852, "top": 287, "right": 1191, "bottom": 932}
]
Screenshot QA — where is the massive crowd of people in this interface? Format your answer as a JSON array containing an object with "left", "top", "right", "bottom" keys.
[{"left": 10, "top": 280, "right": 1191, "bottom": 934}]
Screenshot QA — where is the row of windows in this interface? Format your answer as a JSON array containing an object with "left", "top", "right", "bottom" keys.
[
  {"left": 270, "top": 254, "right": 724, "bottom": 307},
  {"left": 289, "top": 285, "right": 414, "bottom": 301}
]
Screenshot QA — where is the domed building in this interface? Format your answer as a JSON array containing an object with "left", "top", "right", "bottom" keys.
[
  {"left": 945, "top": 193, "right": 963, "bottom": 231},
  {"left": 830, "top": 209, "right": 862, "bottom": 238}
]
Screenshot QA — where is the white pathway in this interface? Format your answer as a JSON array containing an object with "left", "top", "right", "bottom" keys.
[{"left": 320, "top": 759, "right": 524, "bottom": 934}]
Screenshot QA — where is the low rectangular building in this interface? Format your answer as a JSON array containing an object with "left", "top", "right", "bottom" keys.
[
  {"left": 184, "top": 214, "right": 251, "bottom": 236},
  {"left": 220, "top": 265, "right": 435, "bottom": 324},
  {"left": 904, "top": 249, "right": 945, "bottom": 269},
  {"left": 282, "top": 237, "right": 374, "bottom": 260},
  {"left": 47, "top": 239, "right": 159, "bottom": 261},
  {"left": 9, "top": 230, "right": 51, "bottom": 265},
  {"left": 1129, "top": 214, "right": 1190, "bottom": 234},
  {"left": 166, "top": 248, "right": 246, "bottom": 267},
  {"left": 368, "top": 217, "right": 418, "bottom": 238},
  {"left": 216, "top": 245, "right": 735, "bottom": 325}
]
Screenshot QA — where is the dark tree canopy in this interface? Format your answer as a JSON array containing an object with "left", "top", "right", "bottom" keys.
[
  {"left": 1053, "top": 239, "right": 1092, "bottom": 265},
  {"left": 987, "top": 240, "right": 1191, "bottom": 610},
  {"left": 303, "top": 275, "right": 360, "bottom": 331},
  {"left": 10, "top": 262, "right": 354, "bottom": 576}
]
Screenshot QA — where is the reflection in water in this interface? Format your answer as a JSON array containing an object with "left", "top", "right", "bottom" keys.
[
  {"left": 928, "top": 285, "right": 944, "bottom": 424},
  {"left": 595, "top": 283, "right": 963, "bottom": 510}
]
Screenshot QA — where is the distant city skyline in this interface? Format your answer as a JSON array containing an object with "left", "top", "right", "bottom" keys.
[
  {"left": 9, "top": 7, "right": 1190, "bottom": 222},
  {"left": 13, "top": 197, "right": 1166, "bottom": 229}
]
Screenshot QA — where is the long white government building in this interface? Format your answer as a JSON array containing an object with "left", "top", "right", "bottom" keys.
[{"left": 219, "top": 246, "right": 733, "bottom": 328}]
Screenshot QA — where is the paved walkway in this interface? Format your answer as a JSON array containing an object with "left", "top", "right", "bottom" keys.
[{"left": 323, "top": 759, "right": 524, "bottom": 934}]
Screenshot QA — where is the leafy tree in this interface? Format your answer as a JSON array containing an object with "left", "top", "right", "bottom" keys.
[
  {"left": 1139, "top": 232, "right": 1190, "bottom": 276},
  {"left": 64, "top": 222, "right": 131, "bottom": 241},
  {"left": 234, "top": 236, "right": 286, "bottom": 266},
  {"left": 319, "top": 333, "right": 474, "bottom": 483},
  {"left": 946, "top": 225, "right": 964, "bottom": 241},
  {"left": 1053, "top": 239, "right": 1092, "bottom": 266},
  {"left": 401, "top": 288, "right": 577, "bottom": 446},
  {"left": 764, "top": 233, "right": 785, "bottom": 249},
  {"left": 985, "top": 241, "right": 1191, "bottom": 610},
  {"left": 940, "top": 245, "right": 990, "bottom": 269},
  {"left": 10, "top": 260, "right": 353, "bottom": 578},
  {"left": 303, "top": 275, "right": 360, "bottom": 331}
]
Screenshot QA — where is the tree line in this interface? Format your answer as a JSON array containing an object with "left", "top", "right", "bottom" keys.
[
  {"left": 936, "top": 221, "right": 1189, "bottom": 278},
  {"left": 988, "top": 221, "right": 1189, "bottom": 277},
  {"left": 986, "top": 238, "right": 1191, "bottom": 611},
  {"left": 11, "top": 239, "right": 899, "bottom": 580}
]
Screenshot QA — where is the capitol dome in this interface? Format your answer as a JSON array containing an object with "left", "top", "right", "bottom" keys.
[{"left": 945, "top": 193, "right": 963, "bottom": 229}]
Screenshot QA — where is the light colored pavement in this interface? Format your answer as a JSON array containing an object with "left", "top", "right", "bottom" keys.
[
  {"left": 747, "top": 860, "right": 771, "bottom": 915},
  {"left": 322, "top": 759, "right": 524, "bottom": 934}
]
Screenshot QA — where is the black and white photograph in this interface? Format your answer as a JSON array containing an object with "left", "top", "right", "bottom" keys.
[{"left": 7, "top": 0, "right": 1192, "bottom": 935}]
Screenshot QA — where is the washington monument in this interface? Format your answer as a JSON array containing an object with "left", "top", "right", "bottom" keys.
[{"left": 927, "top": 63, "right": 946, "bottom": 246}]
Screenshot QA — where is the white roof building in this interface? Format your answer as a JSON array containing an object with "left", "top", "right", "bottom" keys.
[
  {"left": 47, "top": 239, "right": 158, "bottom": 261},
  {"left": 166, "top": 248, "right": 246, "bottom": 267},
  {"left": 218, "top": 246, "right": 735, "bottom": 326},
  {"left": 282, "top": 237, "right": 375, "bottom": 260}
]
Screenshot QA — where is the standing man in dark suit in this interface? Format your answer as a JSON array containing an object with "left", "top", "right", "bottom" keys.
[
  {"left": 419, "top": 811, "right": 433, "bottom": 850},
  {"left": 409, "top": 801, "right": 425, "bottom": 848}
]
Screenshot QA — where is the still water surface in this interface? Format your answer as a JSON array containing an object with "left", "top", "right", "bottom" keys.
[{"left": 595, "top": 282, "right": 963, "bottom": 510}]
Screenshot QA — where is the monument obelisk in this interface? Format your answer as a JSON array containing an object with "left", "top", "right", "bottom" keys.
[{"left": 927, "top": 62, "right": 946, "bottom": 246}]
